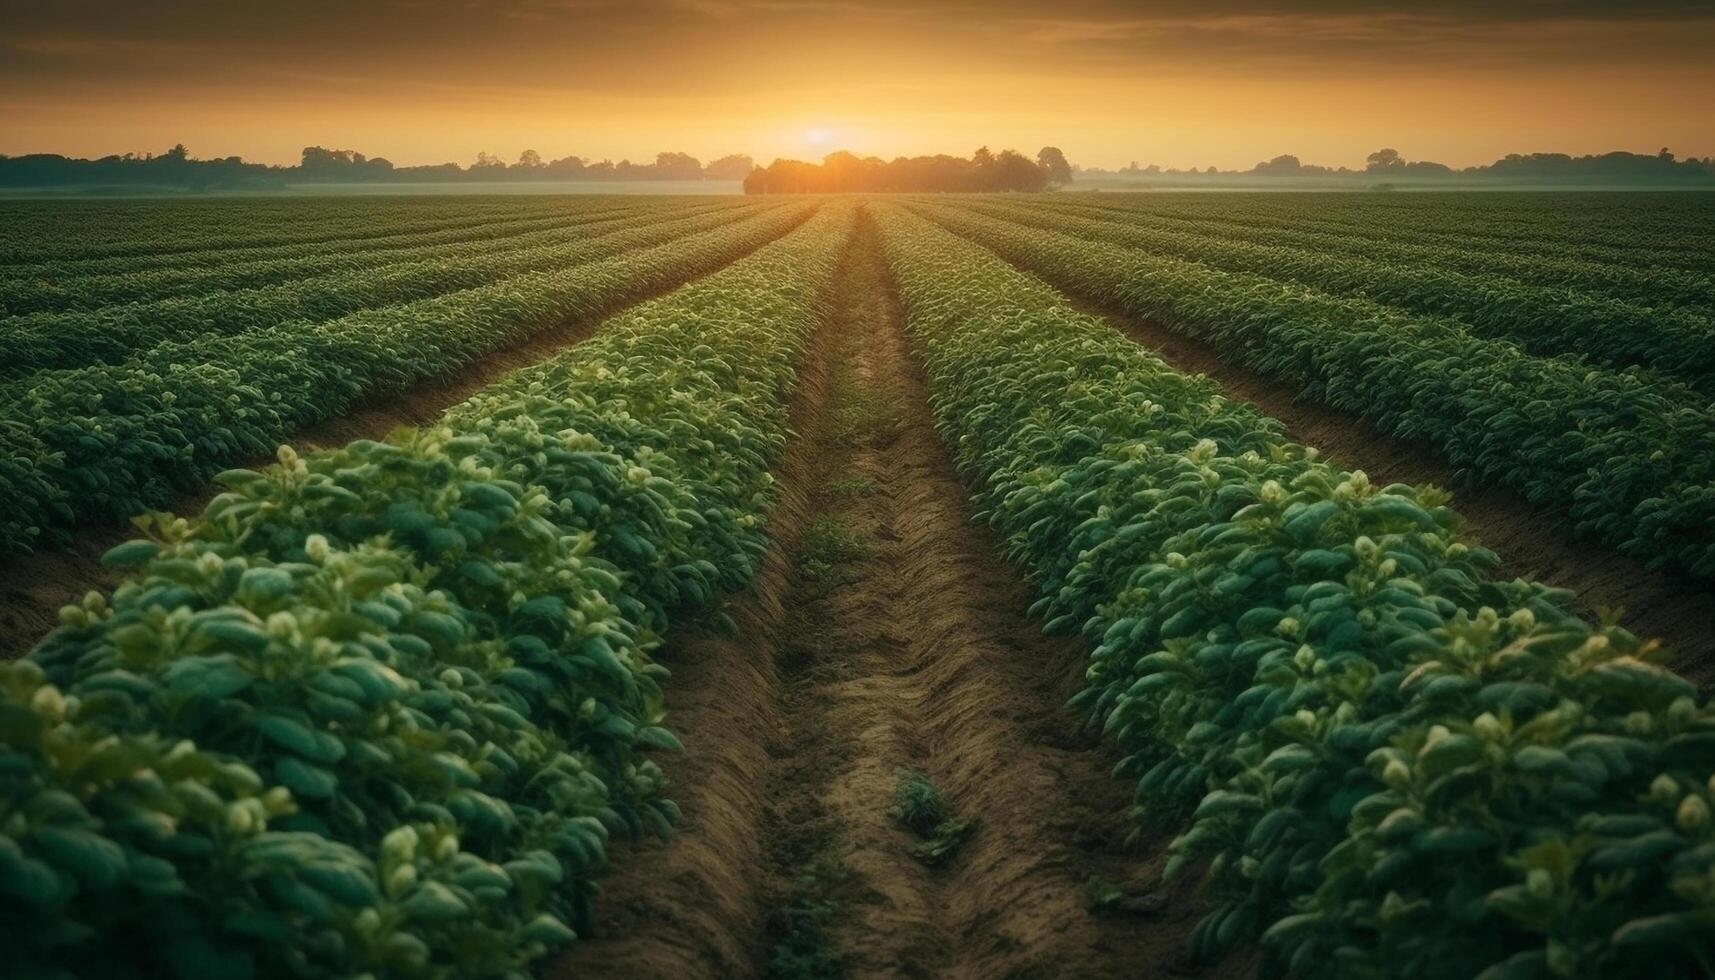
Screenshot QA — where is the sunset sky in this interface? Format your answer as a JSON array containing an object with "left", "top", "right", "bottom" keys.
[{"left": 3, "top": 0, "right": 1713, "bottom": 171}]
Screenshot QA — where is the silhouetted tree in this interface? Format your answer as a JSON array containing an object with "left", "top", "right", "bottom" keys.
[
  {"left": 743, "top": 146, "right": 1058, "bottom": 194},
  {"left": 1037, "top": 146, "right": 1073, "bottom": 185},
  {"left": 704, "top": 153, "right": 756, "bottom": 180},
  {"left": 1366, "top": 148, "right": 1404, "bottom": 171},
  {"left": 651, "top": 151, "right": 703, "bottom": 180}
]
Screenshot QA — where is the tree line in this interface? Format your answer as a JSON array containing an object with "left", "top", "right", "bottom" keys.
[
  {"left": 4, "top": 141, "right": 1711, "bottom": 191},
  {"left": 0, "top": 146, "right": 758, "bottom": 190},
  {"left": 743, "top": 147, "right": 1073, "bottom": 194},
  {"left": 1082, "top": 147, "right": 1715, "bottom": 181},
  {"left": 295, "top": 147, "right": 758, "bottom": 182}
]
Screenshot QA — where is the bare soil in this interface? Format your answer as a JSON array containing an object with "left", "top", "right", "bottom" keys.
[
  {"left": 0, "top": 219, "right": 803, "bottom": 659},
  {"left": 553, "top": 211, "right": 1236, "bottom": 980},
  {"left": 1052, "top": 294, "right": 1715, "bottom": 686}
]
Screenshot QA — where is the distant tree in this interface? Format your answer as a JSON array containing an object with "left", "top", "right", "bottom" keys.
[
  {"left": 1366, "top": 148, "right": 1404, "bottom": 171},
  {"left": 972, "top": 146, "right": 995, "bottom": 168},
  {"left": 1251, "top": 154, "right": 1305, "bottom": 175},
  {"left": 472, "top": 151, "right": 506, "bottom": 170},
  {"left": 1036, "top": 146, "right": 1073, "bottom": 185},
  {"left": 516, "top": 149, "right": 544, "bottom": 169},
  {"left": 164, "top": 143, "right": 190, "bottom": 161},
  {"left": 545, "top": 154, "right": 587, "bottom": 176},
  {"left": 743, "top": 145, "right": 1051, "bottom": 195},
  {"left": 704, "top": 153, "right": 755, "bottom": 180},
  {"left": 651, "top": 151, "right": 703, "bottom": 180},
  {"left": 995, "top": 149, "right": 1048, "bottom": 192}
]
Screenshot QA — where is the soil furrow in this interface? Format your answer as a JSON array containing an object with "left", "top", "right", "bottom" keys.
[
  {"left": 1041, "top": 291, "right": 1715, "bottom": 686},
  {"left": 554, "top": 209, "right": 1226, "bottom": 980},
  {"left": 0, "top": 215, "right": 807, "bottom": 660}
]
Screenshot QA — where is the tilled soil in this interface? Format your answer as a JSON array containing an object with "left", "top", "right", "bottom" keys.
[
  {"left": 0, "top": 218, "right": 803, "bottom": 659},
  {"left": 554, "top": 211, "right": 1228, "bottom": 980},
  {"left": 1050, "top": 293, "right": 1715, "bottom": 685}
]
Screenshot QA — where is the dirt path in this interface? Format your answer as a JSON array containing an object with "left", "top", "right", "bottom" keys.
[
  {"left": 0, "top": 216, "right": 806, "bottom": 660},
  {"left": 554, "top": 211, "right": 1230, "bottom": 980},
  {"left": 1038, "top": 296, "right": 1715, "bottom": 686}
]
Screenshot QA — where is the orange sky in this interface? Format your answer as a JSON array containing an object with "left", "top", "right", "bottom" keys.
[{"left": 3, "top": 1, "right": 1713, "bottom": 170}]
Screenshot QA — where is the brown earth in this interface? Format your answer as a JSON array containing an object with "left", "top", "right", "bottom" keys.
[
  {"left": 0, "top": 211, "right": 807, "bottom": 660},
  {"left": 553, "top": 210, "right": 1237, "bottom": 980},
  {"left": 1060, "top": 296, "right": 1715, "bottom": 686}
]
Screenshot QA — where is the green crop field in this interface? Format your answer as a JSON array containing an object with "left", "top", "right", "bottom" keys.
[{"left": 3, "top": 191, "right": 1715, "bottom": 980}]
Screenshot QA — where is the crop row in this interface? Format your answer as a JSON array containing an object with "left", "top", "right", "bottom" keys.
[
  {"left": 0, "top": 203, "right": 774, "bottom": 378},
  {"left": 1035, "top": 197, "right": 1715, "bottom": 317},
  {"left": 0, "top": 203, "right": 688, "bottom": 315},
  {"left": 0, "top": 198, "right": 589, "bottom": 267},
  {"left": 874, "top": 202, "right": 1715, "bottom": 979},
  {"left": 968, "top": 200, "right": 1715, "bottom": 395},
  {"left": 1071, "top": 193, "right": 1715, "bottom": 274},
  {"left": 0, "top": 202, "right": 853, "bottom": 979},
  {"left": 913, "top": 201, "right": 1715, "bottom": 581},
  {"left": 0, "top": 202, "right": 816, "bottom": 556}
]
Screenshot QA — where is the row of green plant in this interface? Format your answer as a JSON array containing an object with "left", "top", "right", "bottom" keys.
[
  {"left": 913, "top": 201, "right": 1715, "bottom": 581},
  {"left": 978, "top": 199, "right": 1715, "bottom": 389},
  {"left": 873, "top": 203, "right": 1715, "bottom": 979},
  {"left": 0, "top": 202, "right": 815, "bottom": 556},
  {"left": 0, "top": 201, "right": 688, "bottom": 316},
  {"left": 0, "top": 202, "right": 854, "bottom": 979},
  {"left": 1063, "top": 193, "right": 1715, "bottom": 276},
  {"left": 1045, "top": 197, "right": 1714, "bottom": 315},
  {"left": 0, "top": 197, "right": 588, "bottom": 269},
  {"left": 0, "top": 203, "right": 771, "bottom": 376}
]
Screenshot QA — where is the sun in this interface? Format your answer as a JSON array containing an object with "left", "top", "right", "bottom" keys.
[{"left": 805, "top": 127, "right": 835, "bottom": 148}]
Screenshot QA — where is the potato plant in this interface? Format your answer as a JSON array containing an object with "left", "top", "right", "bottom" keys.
[
  {"left": 1015, "top": 196, "right": 1715, "bottom": 316},
  {"left": 963, "top": 198, "right": 1715, "bottom": 394},
  {"left": 874, "top": 203, "right": 1715, "bottom": 979},
  {"left": 0, "top": 202, "right": 765, "bottom": 374},
  {"left": 0, "top": 203, "right": 853, "bottom": 978},
  {"left": 0, "top": 202, "right": 814, "bottom": 556},
  {"left": 912, "top": 201, "right": 1715, "bottom": 582}
]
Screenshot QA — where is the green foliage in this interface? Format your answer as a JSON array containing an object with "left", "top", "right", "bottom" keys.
[
  {"left": 888, "top": 769, "right": 974, "bottom": 865},
  {"left": 0, "top": 202, "right": 761, "bottom": 374},
  {"left": 796, "top": 518, "right": 871, "bottom": 598},
  {"left": 875, "top": 203, "right": 1715, "bottom": 978},
  {"left": 889, "top": 769, "right": 950, "bottom": 836},
  {"left": 0, "top": 202, "right": 813, "bottom": 556},
  {"left": 763, "top": 875, "right": 846, "bottom": 980},
  {"left": 822, "top": 476, "right": 877, "bottom": 499},
  {"left": 0, "top": 203, "right": 854, "bottom": 978},
  {"left": 965, "top": 197, "right": 1715, "bottom": 393},
  {"left": 913, "top": 201, "right": 1715, "bottom": 581}
]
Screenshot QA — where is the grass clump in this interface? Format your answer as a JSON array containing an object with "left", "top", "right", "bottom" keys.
[
  {"left": 823, "top": 475, "right": 877, "bottom": 500},
  {"left": 889, "top": 769, "right": 976, "bottom": 866},
  {"left": 890, "top": 769, "right": 951, "bottom": 835},
  {"left": 763, "top": 872, "right": 847, "bottom": 980},
  {"left": 797, "top": 517, "right": 871, "bottom": 598}
]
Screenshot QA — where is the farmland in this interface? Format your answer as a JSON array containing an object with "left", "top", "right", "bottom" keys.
[{"left": 2, "top": 190, "right": 1715, "bottom": 980}]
